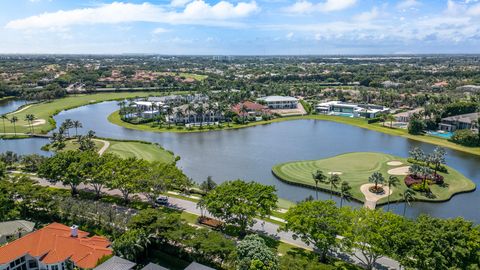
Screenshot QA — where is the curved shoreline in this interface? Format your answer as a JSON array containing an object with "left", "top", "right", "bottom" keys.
[
  {"left": 271, "top": 152, "right": 477, "bottom": 205},
  {"left": 107, "top": 110, "right": 480, "bottom": 156},
  {"left": 2, "top": 92, "right": 480, "bottom": 156}
]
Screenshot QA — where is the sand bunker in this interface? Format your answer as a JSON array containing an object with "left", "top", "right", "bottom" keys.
[
  {"left": 360, "top": 183, "right": 392, "bottom": 209},
  {"left": 24, "top": 119, "right": 46, "bottom": 127},
  {"left": 388, "top": 166, "right": 410, "bottom": 176},
  {"left": 328, "top": 172, "right": 343, "bottom": 175},
  {"left": 387, "top": 161, "right": 403, "bottom": 166}
]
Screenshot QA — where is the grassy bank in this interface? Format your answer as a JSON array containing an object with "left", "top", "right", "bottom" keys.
[
  {"left": 1, "top": 91, "right": 189, "bottom": 135},
  {"left": 272, "top": 152, "right": 476, "bottom": 204},
  {"left": 46, "top": 138, "right": 176, "bottom": 163}
]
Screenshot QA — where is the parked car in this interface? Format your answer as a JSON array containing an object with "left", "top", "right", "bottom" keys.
[{"left": 155, "top": 196, "right": 169, "bottom": 206}]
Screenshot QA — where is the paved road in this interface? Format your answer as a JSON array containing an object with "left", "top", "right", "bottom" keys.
[{"left": 25, "top": 174, "right": 400, "bottom": 270}]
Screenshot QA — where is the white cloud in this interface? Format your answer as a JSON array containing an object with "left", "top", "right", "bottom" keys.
[
  {"left": 152, "top": 27, "right": 169, "bottom": 34},
  {"left": 467, "top": 3, "right": 480, "bottom": 15},
  {"left": 170, "top": 0, "right": 193, "bottom": 7},
  {"left": 6, "top": 1, "right": 259, "bottom": 30},
  {"left": 354, "top": 7, "right": 379, "bottom": 21},
  {"left": 396, "top": 0, "right": 420, "bottom": 10},
  {"left": 283, "top": 0, "right": 356, "bottom": 14},
  {"left": 286, "top": 32, "right": 294, "bottom": 39}
]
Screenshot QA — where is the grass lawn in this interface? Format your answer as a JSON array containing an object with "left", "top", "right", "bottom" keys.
[
  {"left": 1, "top": 91, "right": 188, "bottom": 135},
  {"left": 106, "top": 140, "right": 175, "bottom": 163},
  {"left": 48, "top": 138, "right": 175, "bottom": 163},
  {"left": 272, "top": 152, "right": 476, "bottom": 204}
]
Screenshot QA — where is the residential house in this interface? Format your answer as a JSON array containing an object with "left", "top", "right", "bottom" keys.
[
  {"left": 315, "top": 101, "right": 389, "bottom": 119},
  {"left": 93, "top": 256, "right": 136, "bottom": 270},
  {"left": 257, "top": 96, "right": 298, "bottom": 109},
  {"left": 231, "top": 101, "right": 271, "bottom": 117},
  {"left": 0, "top": 220, "right": 35, "bottom": 245},
  {"left": 393, "top": 108, "right": 424, "bottom": 123},
  {"left": 0, "top": 223, "right": 112, "bottom": 270},
  {"left": 439, "top": 112, "right": 480, "bottom": 132},
  {"left": 184, "top": 262, "right": 215, "bottom": 270},
  {"left": 168, "top": 103, "right": 223, "bottom": 124}
]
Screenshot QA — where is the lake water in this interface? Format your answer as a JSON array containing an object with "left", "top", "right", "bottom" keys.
[
  {"left": 1, "top": 101, "right": 479, "bottom": 222},
  {"left": 0, "top": 99, "right": 30, "bottom": 115}
]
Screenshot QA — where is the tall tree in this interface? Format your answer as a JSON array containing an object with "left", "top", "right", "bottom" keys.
[
  {"left": 280, "top": 200, "right": 347, "bottom": 262},
  {"left": 73, "top": 120, "right": 83, "bottom": 137},
  {"left": 1, "top": 114, "right": 8, "bottom": 134},
  {"left": 401, "top": 188, "right": 416, "bottom": 217},
  {"left": 237, "top": 234, "right": 279, "bottom": 270},
  {"left": 311, "top": 170, "right": 327, "bottom": 200},
  {"left": 386, "top": 175, "right": 399, "bottom": 211},
  {"left": 326, "top": 173, "right": 341, "bottom": 199},
  {"left": 10, "top": 116, "right": 18, "bottom": 136},
  {"left": 198, "top": 180, "right": 277, "bottom": 237},
  {"left": 339, "top": 181, "right": 352, "bottom": 207}
]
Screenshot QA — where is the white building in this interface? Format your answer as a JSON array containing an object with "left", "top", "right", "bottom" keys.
[
  {"left": 315, "top": 101, "right": 389, "bottom": 118},
  {"left": 257, "top": 96, "right": 298, "bottom": 109}
]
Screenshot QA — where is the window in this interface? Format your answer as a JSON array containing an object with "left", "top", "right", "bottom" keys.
[{"left": 28, "top": 260, "right": 38, "bottom": 268}]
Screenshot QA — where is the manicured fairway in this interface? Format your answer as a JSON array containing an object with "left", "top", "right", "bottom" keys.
[
  {"left": 272, "top": 152, "right": 476, "bottom": 204},
  {"left": 49, "top": 138, "right": 175, "bottom": 163},
  {"left": 1, "top": 91, "right": 186, "bottom": 134},
  {"left": 105, "top": 140, "right": 175, "bottom": 163}
]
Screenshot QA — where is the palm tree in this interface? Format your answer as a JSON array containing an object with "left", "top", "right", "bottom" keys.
[
  {"left": 10, "top": 116, "right": 18, "bottom": 136},
  {"left": 402, "top": 189, "right": 416, "bottom": 217},
  {"left": 326, "top": 174, "right": 341, "bottom": 199},
  {"left": 1, "top": 114, "right": 8, "bottom": 134},
  {"left": 25, "top": 114, "right": 36, "bottom": 134},
  {"left": 240, "top": 104, "right": 249, "bottom": 123},
  {"left": 186, "top": 103, "right": 195, "bottom": 124},
  {"left": 195, "top": 104, "right": 205, "bottom": 127},
  {"left": 386, "top": 114, "right": 396, "bottom": 128},
  {"left": 312, "top": 170, "right": 327, "bottom": 200},
  {"left": 368, "top": 171, "right": 385, "bottom": 193},
  {"left": 339, "top": 181, "right": 352, "bottom": 207},
  {"left": 62, "top": 119, "right": 73, "bottom": 137},
  {"left": 73, "top": 120, "right": 83, "bottom": 137},
  {"left": 165, "top": 106, "right": 174, "bottom": 127},
  {"left": 386, "top": 175, "right": 399, "bottom": 211}
]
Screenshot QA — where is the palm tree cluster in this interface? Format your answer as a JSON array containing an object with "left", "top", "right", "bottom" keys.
[{"left": 311, "top": 170, "right": 352, "bottom": 206}]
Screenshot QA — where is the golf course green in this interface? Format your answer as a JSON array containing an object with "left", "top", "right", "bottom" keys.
[
  {"left": 46, "top": 138, "right": 176, "bottom": 163},
  {"left": 272, "top": 152, "right": 476, "bottom": 204}
]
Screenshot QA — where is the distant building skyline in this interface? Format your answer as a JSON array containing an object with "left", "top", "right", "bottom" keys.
[{"left": 1, "top": 0, "right": 480, "bottom": 55}]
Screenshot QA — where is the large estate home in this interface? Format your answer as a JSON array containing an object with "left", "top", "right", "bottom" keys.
[
  {"left": 231, "top": 101, "right": 271, "bottom": 117},
  {"left": 0, "top": 223, "right": 112, "bottom": 270},
  {"left": 439, "top": 112, "right": 480, "bottom": 132},
  {"left": 167, "top": 103, "right": 223, "bottom": 124},
  {"left": 257, "top": 96, "right": 298, "bottom": 109},
  {"left": 393, "top": 108, "right": 424, "bottom": 123},
  {"left": 315, "top": 101, "right": 390, "bottom": 118}
]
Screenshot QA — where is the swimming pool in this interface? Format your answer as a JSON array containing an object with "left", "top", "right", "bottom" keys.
[
  {"left": 331, "top": 112, "right": 354, "bottom": 117},
  {"left": 427, "top": 131, "right": 453, "bottom": 139}
]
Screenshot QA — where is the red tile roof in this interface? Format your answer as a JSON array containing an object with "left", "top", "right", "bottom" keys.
[
  {"left": 0, "top": 223, "right": 112, "bottom": 269},
  {"left": 232, "top": 101, "right": 270, "bottom": 115}
]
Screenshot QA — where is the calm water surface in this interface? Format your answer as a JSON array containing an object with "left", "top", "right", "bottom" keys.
[
  {"left": 0, "top": 99, "right": 30, "bottom": 115},
  {"left": 1, "top": 101, "right": 479, "bottom": 222}
]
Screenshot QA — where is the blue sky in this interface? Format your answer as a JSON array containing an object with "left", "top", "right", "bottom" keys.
[{"left": 1, "top": 0, "right": 480, "bottom": 54}]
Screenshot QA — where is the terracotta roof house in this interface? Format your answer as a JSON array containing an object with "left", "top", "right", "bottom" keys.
[
  {"left": 231, "top": 101, "right": 271, "bottom": 116},
  {"left": 0, "top": 223, "right": 112, "bottom": 270}
]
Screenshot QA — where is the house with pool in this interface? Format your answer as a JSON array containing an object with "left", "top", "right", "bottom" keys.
[
  {"left": 439, "top": 112, "right": 480, "bottom": 132},
  {"left": 315, "top": 101, "right": 390, "bottom": 118}
]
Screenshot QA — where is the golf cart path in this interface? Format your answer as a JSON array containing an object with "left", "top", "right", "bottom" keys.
[{"left": 93, "top": 139, "right": 110, "bottom": 155}]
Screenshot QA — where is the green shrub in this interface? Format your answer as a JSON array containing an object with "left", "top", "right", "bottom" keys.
[{"left": 450, "top": 129, "right": 480, "bottom": 147}]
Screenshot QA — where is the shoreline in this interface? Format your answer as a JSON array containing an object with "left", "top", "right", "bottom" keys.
[
  {"left": 108, "top": 110, "right": 480, "bottom": 156},
  {"left": 271, "top": 152, "right": 477, "bottom": 205}
]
